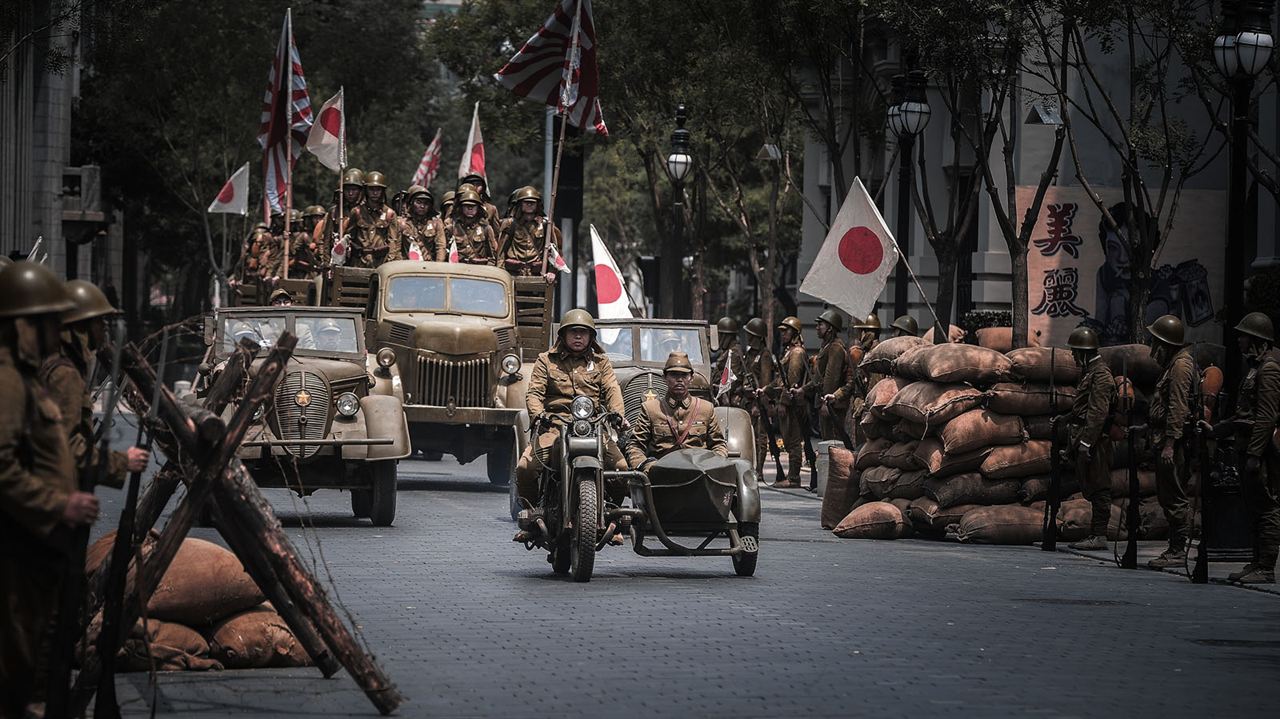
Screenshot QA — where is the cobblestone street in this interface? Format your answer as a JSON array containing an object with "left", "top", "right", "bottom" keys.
[{"left": 90, "top": 452, "right": 1280, "bottom": 719}]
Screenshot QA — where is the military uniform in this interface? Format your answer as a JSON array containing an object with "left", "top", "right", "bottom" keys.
[
  {"left": 447, "top": 214, "right": 498, "bottom": 265},
  {"left": 807, "top": 336, "right": 850, "bottom": 441},
  {"left": 744, "top": 338, "right": 775, "bottom": 477},
  {"left": 349, "top": 201, "right": 401, "bottom": 268},
  {"left": 498, "top": 217, "right": 562, "bottom": 277},
  {"left": 772, "top": 327, "right": 811, "bottom": 484},
  {"left": 266, "top": 230, "right": 323, "bottom": 279},
  {"left": 847, "top": 336, "right": 880, "bottom": 444},
  {"left": 40, "top": 333, "right": 128, "bottom": 490},
  {"left": 1236, "top": 346, "right": 1280, "bottom": 576},
  {"left": 1067, "top": 355, "right": 1118, "bottom": 539},
  {"left": 625, "top": 395, "right": 728, "bottom": 469},
  {"left": 399, "top": 215, "right": 448, "bottom": 262},
  {"left": 1150, "top": 344, "right": 1197, "bottom": 551}
]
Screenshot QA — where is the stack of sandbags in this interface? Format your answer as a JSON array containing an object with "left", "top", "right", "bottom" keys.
[{"left": 84, "top": 532, "right": 312, "bottom": 672}]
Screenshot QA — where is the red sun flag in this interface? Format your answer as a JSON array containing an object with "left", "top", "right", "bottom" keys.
[
  {"left": 207, "top": 163, "right": 250, "bottom": 215},
  {"left": 799, "top": 177, "right": 899, "bottom": 320},
  {"left": 837, "top": 226, "right": 884, "bottom": 275},
  {"left": 589, "top": 224, "right": 633, "bottom": 318},
  {"left": 306, "top": 88, "right": 345, "bottom": 172},
  {"left": 458, "top": 102, "right": 485, "bottom": 180}
]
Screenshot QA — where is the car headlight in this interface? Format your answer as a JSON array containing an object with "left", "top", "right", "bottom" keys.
[
  {"left": 335, "top": 392, "right": 360, "bottom": 418},
  {"left": 500, "top": 353, "right": 520, "bottom": 375},
  {"left": 252, "top": 404, "right": 265, "bottom": 421},
  {"left": 376, "top": 347, "right": 396, "bottom": 368},
  {"left": 570, "top": 396, "right": 595, "bottom": 420},
  {"left": 572, "top": 419, "right": 593, "bottom": 437}
]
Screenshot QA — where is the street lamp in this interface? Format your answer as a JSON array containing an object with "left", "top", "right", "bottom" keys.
[
  {"left": 663, "top": 104, "right": 693, "bottom": 318},
  {"left": 889, "top": 70, "right": 931, "bottom": 320}
]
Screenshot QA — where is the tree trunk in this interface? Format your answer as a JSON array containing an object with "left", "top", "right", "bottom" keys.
[
  {"left": 762, "top": 163, "right": 781, "bottom": 341},
  {"left": 1010, "top": 243, "right": 1030, "bottom": 347},
  {"left": 932, "top": 244, "right": 957, "bottom": 345}
]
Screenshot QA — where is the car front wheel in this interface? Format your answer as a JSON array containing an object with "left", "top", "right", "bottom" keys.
[{"left": 368, "top": 461, "right": 397, "bottom": 527}]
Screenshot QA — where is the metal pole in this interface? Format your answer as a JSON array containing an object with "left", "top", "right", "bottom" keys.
[
  {"left": 672, "top": 181, "right": 685, "bottom": 318},
  {"left": 1224, "top": 74, "right": 1253, "bottom": 398},
  {"left": 893, "top": 132, "right": 914, "bottom": 318}
]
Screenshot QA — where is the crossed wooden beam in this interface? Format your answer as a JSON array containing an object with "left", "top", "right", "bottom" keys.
[{"left": 73, "top": 334, "right": 403, "bottom": 716}]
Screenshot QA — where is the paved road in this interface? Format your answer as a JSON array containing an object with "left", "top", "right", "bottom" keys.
[{"left": 92, "top": 454, "right": 1279, "bottom": 718}]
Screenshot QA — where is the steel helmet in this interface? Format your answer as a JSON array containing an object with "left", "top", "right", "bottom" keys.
[
  {"left": 288, "top": 208, "right": 303, "bottom": 224},
  {"left": 456, "top": 188, "right": 482, "bottom": 206},
  {"left": 512, "top": 186, "right": 541, "bottom": 203},
  {"left": 363, "top": 171, "right": 388, "bottom": 189},
  {"left": 342, "top": 168, "right": 366, "bottom": 187},
  {"left": 853, "top": 313, "right": 882, "bottom": 331},
  {"left": 303, "top": 205, "right": 327, "bottom": 218},
  {"left": 558, "top": 308, "right": 597, "bottom": 335},
  {"left": 406, "top": 184, "right": 433, "bottom": 203},
  {"left": 460, "top": 173, "right": 486, "bottom": 191},
  {"left": 0, "top": 261, "right": 75, "bottom": 318},
  {"left": 892, "top": 315, "right": 919, "bottom": 336},
  {"left": 1235, "top": 312, "right": 1275, "bottom": 343},
  {"left": 778, "top": 316, "right": 802, "bottom": 334},
  {"left": 1146, "top": 314, "right": 1186, "bottom": 346},
  {"left": 268, "top": 288, "right": 292, "bottom": 305},
  {"left": 1066, "top": 326, "right": 1100, "bottom": 351},
  {"left": 817, "top": 308, "right": 844, "bottom": 333},
  {"left": 744, "top": 317, "right": 767, "bottom": 339},
  {"left": 63, "top": 279, "right": 119, "bottom": 325},
  {"left": 441, "top": 190, "right": 456, "bottom": 207},
  {"left": 715, "top": 317, "right": 738, "bottom": 334},
  {"left": 664, "top": 351, "right": 694, "bottom": 375}
]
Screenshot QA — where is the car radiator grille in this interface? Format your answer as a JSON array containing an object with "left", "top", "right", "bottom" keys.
[
  {"left": 413, "top": 356, "right": 491, "bottom": 408},
  {"left": 622, "top": 372, "right": 667, "bottom": 427},
  {"left": 274, "top": 370, "right": 330, "bottom": 459}
]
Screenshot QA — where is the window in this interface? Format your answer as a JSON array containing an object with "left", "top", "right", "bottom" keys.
[
  {"left": 449, "top": 278, "right": 508, "bottom": 317},
  {"left": 638, "top": 328, "right": 704, "bottom": 365},
  {"left": 597, "top": 328, "right": 633, "bottom": 363},
  {"left": 384, "top": 275, "right": 508, "bottom": 317},
  {"left": 221, "top": 315, "right": 286, "bottom": 353},
  {"left": 386, "top": 276, "right": 446, "bottom": 312},
  {"left": 296, "top": 316, "right": 360, "bottom": 354}
]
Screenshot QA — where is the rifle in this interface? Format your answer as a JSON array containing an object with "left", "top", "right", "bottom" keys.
[
  {"left": 786, "top": 343, "right": 820, "bottom": 490},
  {"left": 46, "top": 321, "right": 127, "bottom": 719},
  {"left": 754, "top": 391, "right": 786, "bottom": 481},
  {"left": 823, "top": 396, "right": 854, "bottom": 451},
  {"left": 1121, "top": 358, "right": 1141, "bottom": 569},
  {"left": 94, "top": 331, "right": 168, "bottom": 718},
  {"left": 1042, "top": 347, "right": 1062, "bottom": 551}
]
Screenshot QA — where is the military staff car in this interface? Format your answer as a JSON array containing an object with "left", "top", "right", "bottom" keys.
[{"left": 198, "top": 306, "right": 411, "bottom": 525}]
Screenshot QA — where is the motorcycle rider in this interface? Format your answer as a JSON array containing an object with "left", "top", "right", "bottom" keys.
[
  {"left": 626, "top": 351, "right": 728, "bottom": 473},
  {"left": 514, "top": 309, "right": 627, "bottom": 542}
]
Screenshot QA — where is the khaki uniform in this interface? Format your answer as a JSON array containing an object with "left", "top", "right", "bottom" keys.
[
  {"left": 516, "top": 343, "right": 626, "bottom": 504},
  {"left": 0, "top": 346, "right": 77, "bottom": 717},
  {"left": 625, "top": 395, "right": 728, "bottom": 469},
  {"left": 265, "top": 231, "right": 323, "bottom": 279},
  {"left": 744, "top": 345, "right": 775, "bottom": 476},
  {"left": 1067, "top": 355, "right": 1118, "bottom": 537},
  {"left": 252, "top": 231, "right": 282, "bottom": 281},
  {"left": 447, "top": 215, "right": 499, "bottom": 266},
  {"left": 398, "top": 215, "right": 448, "bottom": 262},
  {"left": 40, "top": 332, "right": 127, "bottom": 490},
  {"left": 712, "top": 338, "right": 750, "bottom": 408},
  {"left": 772, "top": 339, "right": 811, "bottom": 483},
  {"left": 1236, "top": 348, "right": 1280, "bottom": 570},
  {"left": 498, "top": 217, "right": 562, "bottom": 276},
  {"left": 321, "top": 202, "right": 356, "bottom": 258},
  {"left": 847, "top": 338, "right": 880, "bottom": 445},
  {"left": 350, "top": 202, "right": 401, "bottom": 268},
  {"left": 806, "top": 338, "right": 849, "bottom": 441},
  {"left": 1150, "top": 345, "right": 1197, "bottom": 549}
]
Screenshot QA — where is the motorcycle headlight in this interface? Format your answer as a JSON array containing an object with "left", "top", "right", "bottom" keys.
[
  {"left": 500, "top": 353, "right": 520, "bottom": 375},
  {"left": 572, "top": 419, "right": 593, "bottom": 437},
  {"left": 335, "top": 392, "right": 360, "bottom": 418},
  {"left": 570, "top": 396, "right": 595, "bottom": 420},
  {"left": 376, "top": 347, "right": 396, "bottom": 368}
]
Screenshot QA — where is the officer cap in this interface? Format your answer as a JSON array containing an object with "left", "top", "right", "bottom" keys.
[
  {"left": 0, "top": 261, "right": 75, "bottom": 318},
  {"left": 63, "top": 279, "right": 119, "bottom": 325},
  {"left": 1235, "top": 311, "right": 1275, "bottom": 343},
  {"left": 817, "top": 308, "right": 844, "bottom": 333},
  {"left": 1146, "top": 314, "right": 1186, "bottom": 347},
  {"left": 342, "top": 168, "right": 366, "bottom": 187},
  {"left": 664, "top": 351, "right": 694, "bottom": 375},
  {"left": 892, "top": 315, "right": 919, "bottom": 336},
  {"left": 744, "top": 317, "right": 767, "bottom": 339},
  {"left": 513, "top": 186, "right": 541, "bottom": 203},
  {"left": 558, "top": 308, "right": 596, "bottom": 336},
  {"left": 406, "top": 185, "right": 433, "bottom": 204},
  {"left": 1066, "top": 325, "right": 1100, "bottom": 351},
  {"left": 456, "top": 188, "right": 482, "bottom": 206},
  {"left": 716, "top": 316, "right": 738, "bottom": 334},
  {"left": 778, "top": 316, "right": 802, "bottom": 334},
  {"left": 303, "top": 205, "right": 326, "bottom": 218},
  {"left": 363, "top": 171, "right": 388, "bottom": 189},
  {"left": 268, "top": 288, "right": 292, "bottom": 305},
  {"left": 853, "top": 313, "right": 882, "bottom": 331}
]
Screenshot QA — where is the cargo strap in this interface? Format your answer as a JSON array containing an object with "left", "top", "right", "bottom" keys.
[{"left": 663, "top": 397, "right": 703, "bottom": 448}]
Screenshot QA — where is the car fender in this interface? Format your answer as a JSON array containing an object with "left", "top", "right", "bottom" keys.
[
  {"left": 345, "top": 395, "right": 411, "bottom": 461},
  {"left": 715, "top": 406, "right": 756, "bottom": 469},
  {"left": 514, "top": 409, "right": 531, "bottom": 460},
  {"left": 365, "top": 354, "right": 404, "bottom": 403},
  {"left": 498, "top": 361, "right": 533, "bottom": 411},
  {"left": 733, "top": 459, "right": 762, "bottom": 524}
]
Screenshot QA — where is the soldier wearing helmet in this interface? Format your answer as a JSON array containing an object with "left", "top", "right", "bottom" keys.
[
  {"left": 266, "top": 208, "right": 323, "bottom": 280},
  {"left": 711, "top": 317, "right": 749, "bottom": 409},
  {"left": 302, "top": 204, "right": 329, "bottom": 257},
  {"left": 847, "top": 313, "right": 884, "bottom": 437},
  {"left": 809, "top": 309, "right": 852, "bottom": 446},
  {"left": 497, "top": 186, "right": 563, "bottom": 282},
  {"left": 396, "top": 185, "right": 447, "bottom": 262},
  {"left": 0, "top": 262, "right": 98, "bottom": 717},
  {"left": 1144, "top": 314, "right": 1197, "bottom": 568},
  {"left": 348, "top": 170, "right": 401, "bottom": 268},
  {"left": 1058, "top": 325, "right": 1118, "bottom": 551},
  {"left": 459, "top": 172, "right": 501, "bottom": 233},
  {"left": 322, "top": 168, "right": 367, "bottom": 265},
  {"left": 743, "top": 317, "right": 775, "bottom": 476},
  {"left": 439, "top": 190, "right": 456, "bottom": 221},
  {"left": 514, "top": 309, "right": 627, "bottom": 542},
  {"left": 891, "top": 314, "right": 919, "bottom": 338},
  {"left": 446, "top": 188, "right": 499, "bottom": 266},
  {"left": 1214, "top": 312, "right": 1280, "bottom": 583},
  {"left": 625, "top": 351, "right": 728, "bottom": 474},
  {"left": 770, "top": 316, "right": 810, "bottom": 488},
  {"left": 231, "top": 222, "right": 273, "bottom": 291}
]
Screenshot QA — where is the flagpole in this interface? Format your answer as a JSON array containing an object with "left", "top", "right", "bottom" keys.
[
  {"left": 542, "top": 0, "right": 583, "bottom": 278},
  {"left": 887, "top": 235, "right": 945, "bottom": 340}
]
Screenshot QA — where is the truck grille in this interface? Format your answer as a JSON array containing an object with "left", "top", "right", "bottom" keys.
[
  {"left": 622, "top": 372, "right": 666, "bottom": 426},
  {"left": 413, "top": 356, "right": 491, "bottom": 408},
  {"left": 274, "top": 370, "right": 330, "bottom": 459}
]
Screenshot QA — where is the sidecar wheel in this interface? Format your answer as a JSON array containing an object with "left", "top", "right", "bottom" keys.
[{"left": 733, "top": 522, "right": 759, "bottom": 577}]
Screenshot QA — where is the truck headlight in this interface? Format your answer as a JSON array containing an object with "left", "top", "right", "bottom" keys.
[
  {"left": 570, "top": 396, "right": 595, "bottom": 420},
  {"left": 500, "top": 353, "right": 520, "bottom": 375},
  {"left": 376, "top": 347, "right": 396, "bottom": 368},
  {"left": 335, "top": 392, "right": 360, "bottom": 418}
]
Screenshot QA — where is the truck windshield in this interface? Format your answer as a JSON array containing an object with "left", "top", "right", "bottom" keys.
[
  {"left": 638, "top": 328, "right": 705, "bottom": 365},
  {"left": 385, "top": 276, "right": 508, "bottom": 317},
  {"left": 221, "top": 315, "right": 286, "bottom": 353},
  {"left": 598, "top": 328, "right": 633, "bottom": 363},
  {"left": 386, "top": 276, "right": 446, "bottom": 311},
  {"left": 296, "top": 315, "right": 361, "bottom": 354}
]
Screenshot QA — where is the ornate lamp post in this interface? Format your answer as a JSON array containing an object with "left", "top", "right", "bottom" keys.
[
  {"left": 663, "top": 104, "right": 694, "bottom": 318},
  {"left": 890, "top": 70, "right": 931, "bottom": 319}
]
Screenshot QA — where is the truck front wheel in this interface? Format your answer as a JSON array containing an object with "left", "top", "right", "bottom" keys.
[{"left": 369, "top": 461, "right": 397, "bottom": 527}]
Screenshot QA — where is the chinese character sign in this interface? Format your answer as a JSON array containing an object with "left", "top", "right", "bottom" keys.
[{"left": 1015, "top": 186, "right": 1226, "bottom": 348}]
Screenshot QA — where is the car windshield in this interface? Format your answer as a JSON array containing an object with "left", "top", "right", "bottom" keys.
[
  {"left": 638, "top": 328, "right": 704, "bottom": 365},
  {"left": 385, "top": 276, "right": 508, "bottom": 317},
  {"left": 295, "top": 315, "right": 360, "bottom": 354},
  {"left": 221, "top": 315, "right": 286, "bottom": 353},
  {"left": 597, "top": 328, "right": 633, "bottom": 363}
]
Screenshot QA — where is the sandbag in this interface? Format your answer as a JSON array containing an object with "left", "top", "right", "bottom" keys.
[
  {"left": 1099, "top": 344, "right": 1161, "bottom": 395},
  {"left": 867, "top": 376, "right": 913, "bottom": 419},
  {"left": 855, "top": 438, "right": 891, "bottom": 470},
  {"left": 981, "top": 440, "right": 1053, "bottom": 479},
  {"left": 832, "top": 501, "right": 908, "bottom": 539},
  {"left": 860, "top": 465, "right": 902, "bottom": 500},
  {"left": 924, "top": 472, "right": 1021, "bottom": 508},
  {"left": 1106, "top": 502, "right": 1130, "bottom": 541},
  {"left": 1006, "top": 347, "right": 1081, "bottom": 384},
  {"left": 914, "top": 439, "right": 992, "bottom": 479},
  {"left": 923, "top": 324, "right": 967, "bottom": 344},
  {"left": 887, "top": 498, "right": 916, "bottom": 537},
  {"left": 879, "top": 441, "right": 922, "bottom": 471},
  {"left": 975, "top": 327, "right": 1038, "bottom": 353},
  {"left": 1109, "top": 468, "right": 1158, "bottom": 498},
  {"left": 892, "top": 345, "right": 935, "bottom": 381},
  {"left": 1018, "top": 475, "right": 1080, "bottom": 504},
  {"left": 861, "top": 336, "right": 930, "bottom": 375},
  {"left": 858, "top": 410, "right": 887, "bottom": 441},
  {"left": 892, "top": 419, "right": 931, "bottom": 442},
  {"left": 208, "top": 605, "right": 311, "bottom": 669},
  {"left": 1056, "top": 498, "right": 1093, "bottom": 541},
  {"left": 986, "top": 382, "right": 1077, "bottom": 417},
  {"left": 956, "top": 505, "right": 1045, "bottom": 544},
  {"left": 1024, "top": 415, "right": 1055, "bottom": 440},
  {"left": 927, "top": 502, "right": 986, "bottom": 533},
  {"left": 886, "top": 382, "right": 985, "bottom": 429},
  {"left": 86, "top": 529, "right": 157, "bottom": 576},
  {"left": 887, "top": 469, "right": 928, "bottom": 500},
  {"left": 907, "top": 344, "right": 1014, "bottom": 386},
  {"left": 939, "top": 410, "right": 1025, "bottom": 455},
  {"left": 118, "top": 619, "right": 222, "bottom": 673},
  {"left": 148, "top": 538, "right": 265, "bottom": 627},
  {"left": 820, "top": 447, "right": 859, "bottom": 530},
  {"left": 907, "top": 497, "right": 939, "bottom": 532}
]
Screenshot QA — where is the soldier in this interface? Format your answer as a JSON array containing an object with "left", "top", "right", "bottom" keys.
[
  {"left": 440, "top": 190, "right": 456, "bottom": 222},
  {"left": 397, "top": 185, "right": 448, "bottom": 262},
  {"left": 772, "top": 316, "right": 810, "bottom": 488},
  {"left": 1218, "top": 313, "right": 1280, "bottom": 583},
  {"left": 447, "top": 189, "right": 499, "bottom": 265},
  {"left": 268, "top": 208, "right": 323, "bottom": 279},
  {"left": 810, "top": 309, "right": 851, "bottom": 442},
  {"left": 497, "top": 186, "right": 562, "bottom": 282},
  {"left": 302, "top": 204, "right": 329, "bottom": 258},
  {"left": 891, "top": 314, "right": 919, "bottom": 338},
  {"left": 626, "top": 351, "right": 728, "bottom": 473},
  {"left": 1145, "top": 314, "right": 1198, "bottom": 569},
  {"left": 322, "top": 168, "right": 366, "bottom": 260},
  {"left": 459, "top": 172, "right": 502, "bottom": 233},
  {"left": 0, "top": 262, "right": 96, "bottom": 718},
  {"left": 349, "top": 170, "right": 401, "bottom": 268},
  {"left": 514, "top": 309, "right": 627, "bottom": 542},
  {"left": 1057, "top": 326, "right": 1118, "bottom": 551},
  {"left": 847, "top": 313, "right": 883, "bottom": 441},
  {"left": 712, "top": 317, "right": 749, "bottom": 408},
  {"left": 743, "top": 318, "right": 776, "bottom": 476},
  {"left": 42, "top": 280, "right": 150, "bottom": 493}
]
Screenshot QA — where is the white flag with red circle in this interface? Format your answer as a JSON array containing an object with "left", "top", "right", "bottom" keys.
[
  {"left": 207, "top": 163, "right": 250, "bottom": 215},
  {"left": 330, "top": 234, "right": 347, "bottom": 267},
  {"left": 306, "top": 88, "right": 345, "bottom": 172},
  {"left": 799, "top": 177, "right": 899, "bottom": 321},
  {"left": 546, "top": 225, "right": 570, "bottom": 274},
  {"left": 458, "top": 102, "right": 485, "bottom": 180},
  {"left": 589, "top": 224, "right": 633, "bottom": 319},
  {"left": 447, "top": 238, "right": 460, "bottom": 263}
]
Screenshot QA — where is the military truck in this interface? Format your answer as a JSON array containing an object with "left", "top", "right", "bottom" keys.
[{"left": 328, "top": 261, "right": 552, "bottom": 484}]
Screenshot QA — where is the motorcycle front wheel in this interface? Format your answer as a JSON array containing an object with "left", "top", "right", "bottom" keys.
[{"left": 569, "top": 474, "right": 599, "bottom": 582}]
